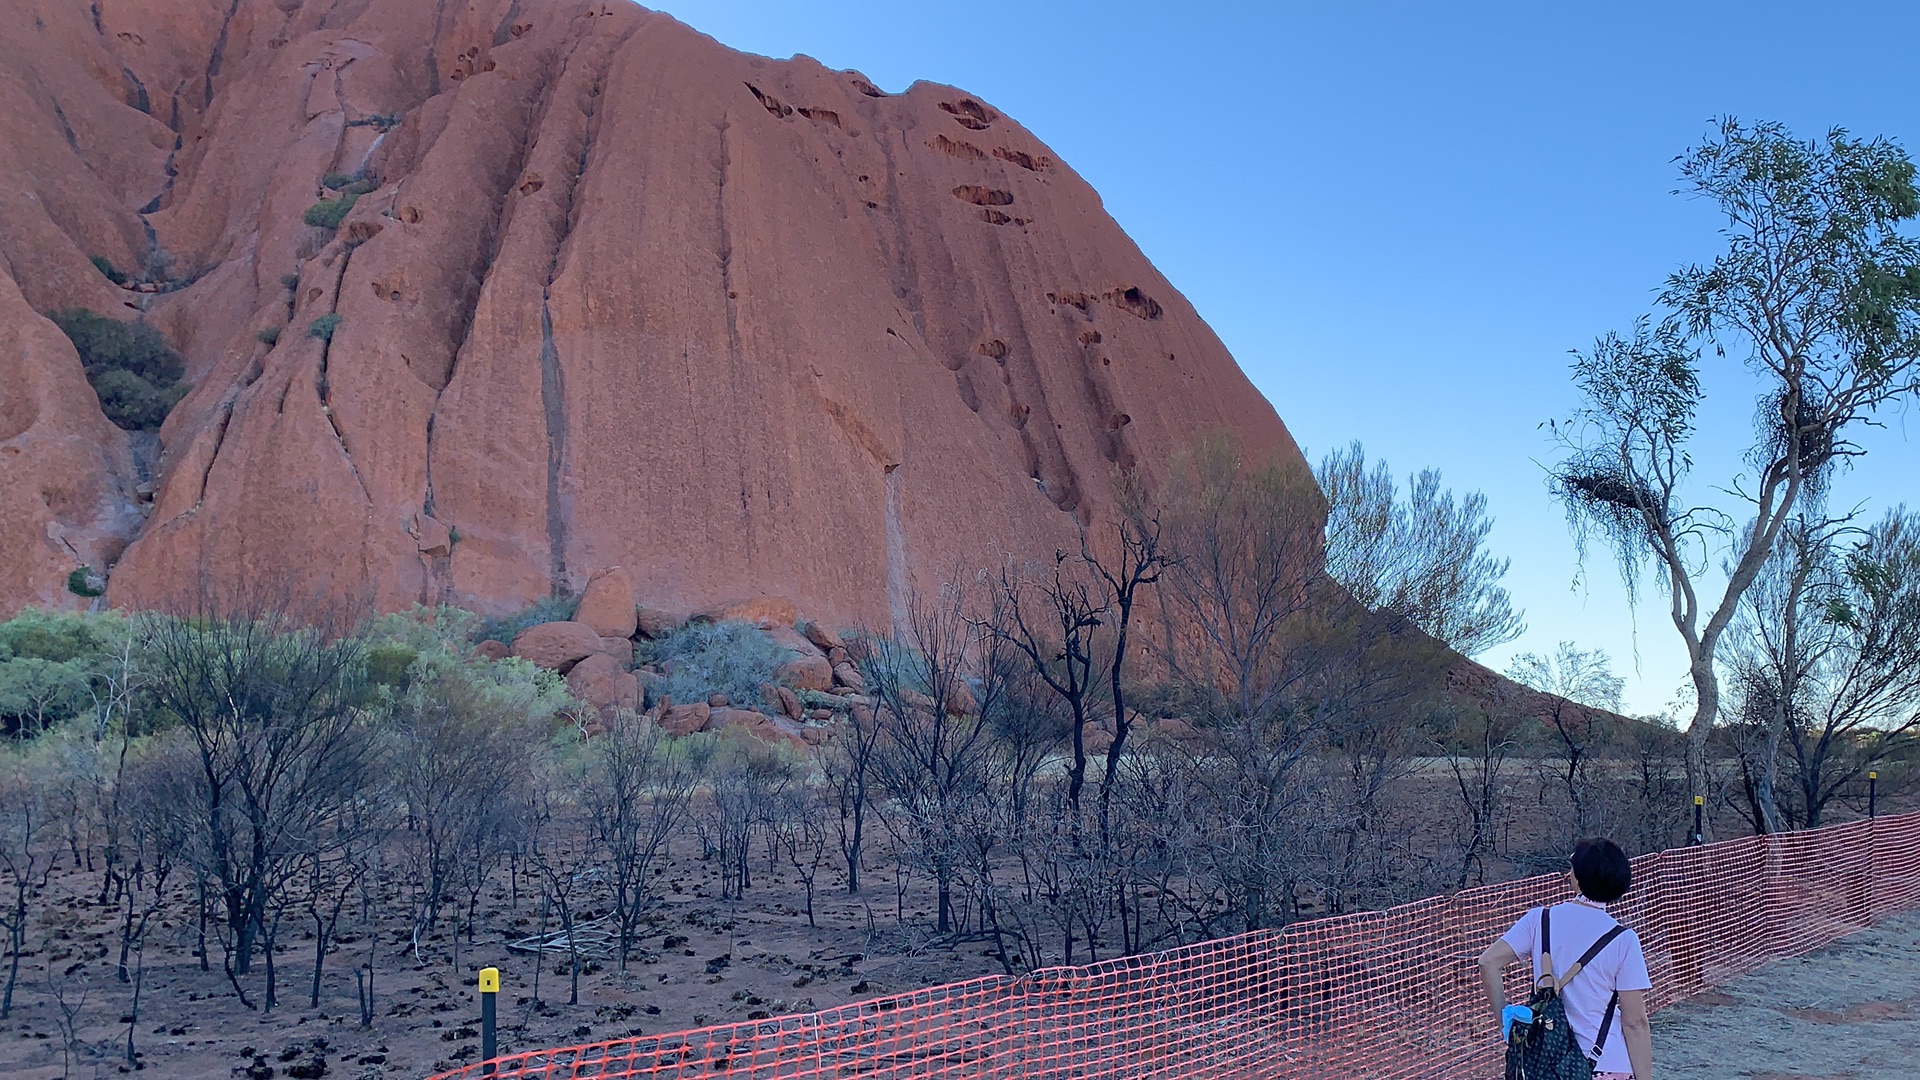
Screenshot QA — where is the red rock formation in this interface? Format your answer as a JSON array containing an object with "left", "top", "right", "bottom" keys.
[{"left": 0, "top": 0, "right": 1302, "bottom": 628}]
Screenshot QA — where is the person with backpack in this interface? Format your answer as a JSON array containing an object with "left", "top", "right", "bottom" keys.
[{"left": 1478, "top": 838, "right": 1654, "bottom": 1080}]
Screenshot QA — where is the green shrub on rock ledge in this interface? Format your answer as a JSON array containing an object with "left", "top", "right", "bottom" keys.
[
  {"left": 49, "top": 308, "right": 188, "bottom": 432},
  {"left": 304, "top": 194, "right": 358, "bottom": 229},
  {"left": 307, "top": 314, "right": 342, "bottom": 342},
  {"left": 65, "top": 568, "right": 104, "bottom": 598}
]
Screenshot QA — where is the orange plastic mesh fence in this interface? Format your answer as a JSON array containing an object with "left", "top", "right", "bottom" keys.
[{"left": 428, "top": 812, "right": 1920, "bottom": 1080}]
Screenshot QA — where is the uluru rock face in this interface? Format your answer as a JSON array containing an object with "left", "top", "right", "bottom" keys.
[{"left": 0, "top": 0, "right": 1302, "bottom": 628}]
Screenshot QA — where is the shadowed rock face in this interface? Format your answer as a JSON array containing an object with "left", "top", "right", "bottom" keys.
[{"left": 0, "top": 0, "right": 1303, "bottom": 627}]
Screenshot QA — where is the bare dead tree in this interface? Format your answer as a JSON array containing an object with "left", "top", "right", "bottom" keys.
[
  {"left": 581, "top": 713, "right": 706, "bottom": 967},
  {"left": 865, "top": 585, "right": 995, "bottom": 934},
  {"left": 0, "top": 748, "right": 51, "bottom": 1018},
  {"left": 142, "top": 603, "right": 375, "bottom": 1007},
  {"left": 1081, "top": 484, "right": 1170, "bottom": 841},
  {"left": 984, "top": 557, "right": 1105, "bottom": 817},
  {"left": 1507, "top": 643, "right": 1625, "bottom": 846},
  {"left": 771, "top": 778, "right": 835, "bottom": 928}
]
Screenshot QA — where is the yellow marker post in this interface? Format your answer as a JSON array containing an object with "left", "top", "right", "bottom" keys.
[
  {"left": 1690, "top": 795, "right": 1705, "bottom": 846},
  {"left": 479, "top": 966, "right": 500, "bottom": 1075}
]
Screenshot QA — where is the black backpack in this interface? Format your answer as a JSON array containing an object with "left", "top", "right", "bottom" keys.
[{"left": 1504, "top": 906, "right": 1626, "bottom": 1080}]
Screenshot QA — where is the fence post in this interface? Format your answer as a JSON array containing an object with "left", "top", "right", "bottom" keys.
[
  {"left": 1688, "top": 795, "right": 1704, "bottom": 846},
  {"left": 479, "top": 966, "right": 499, "bottom": 1075},
  {"left": 1869, "top": 771, "right": 1878, "bottom": 819}
]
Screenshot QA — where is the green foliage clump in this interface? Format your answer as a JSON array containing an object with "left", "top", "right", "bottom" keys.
[
  {"left": 322, "top": 173, "right": 379, "bottom": 196},
  {"left": 643, "top": 620, "right": 791, "bottom": 708},
  {"left": 280, "top": 272, "right": 301, "bottom": 290},
  {"left": 66, "top": 568, "right": 103, "bottom": 598},
  {"left": 475, "top": 595, "right": 581, "bottom": 648},
  {"left": 364, "top": 643, "right": 420, "bottom": 689},
  {"left": 307, "top": 314, "right": 342, "bottom": 341},
  {"left": 0, "top": 609, "right": 128, "bottom": 736},
  {"left": 90, "top": 255, "right": 129, "bottom": 286},
  {"left": 256, "top": 325, "right": 282, "bottom": 346},
  {"left": 50, "top": 308, "right": 188, "bottom": 432},
  {"left": 304, "top": 194, "right": 359, "bottom": 229},
  {"left": 365, "top": 606, "right": 574, "bottom": 720}
]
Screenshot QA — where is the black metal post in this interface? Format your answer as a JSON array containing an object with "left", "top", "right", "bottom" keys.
[
  {"left": 1688, "top": 795, "right": 1704, "bottom": 845},
  {"left": 1869, "top": 771, "right": 1878, "bottom": 819},
  {"left": 480, "top": 966, "right": 499, "bottom": 1075}
]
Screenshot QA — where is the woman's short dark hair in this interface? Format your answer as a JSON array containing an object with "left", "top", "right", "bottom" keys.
[{"left": 1572, "top": 838, "right": 1633, "bottom": 902}]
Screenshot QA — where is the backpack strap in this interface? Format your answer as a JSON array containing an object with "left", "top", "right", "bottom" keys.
[
  {"left": 1536, "top": 906, "right": 1556, "bottom": 989},
  {"left": 1555, "top": 923, "right": 1627, "bottom": 990},
  {"left": 1590, "top": 990, "right": 1622, "bottom": 1060}
]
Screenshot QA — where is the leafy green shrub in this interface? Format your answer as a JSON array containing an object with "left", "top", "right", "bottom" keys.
[
  {"left": 50, "top": 308, "right": 188, "bottom": 432},
  {"left": 66, "top": 568, "right": 103, "bottom": 598},
  {"left": 0, "top": 609, "right": 111, "bottom": 663},
  {"left": 256, "top": 325, "right": 282, "bottom": 346},
  {"left": 364, "top": 642, "right": 420, "bottom": 689},
  {"left": 89, "top": 368, "right": 188, "bottom": 430},
  {"left": 90, "top": 255, "right": 129, "bottom": 286},
  {"left": 321, "top": 172, "right": 357, "bottom": 190},
  {"left": 475, "top": 595, "right": 581, "bottom": 647},
  {"left": 643, "top": 621, "right": 790, "bottom": 709},
  {"left": 280, "top": 272, "right": 301, "bottom": 290},
  {"left": 307, "top": 314, "right": 342, "bottom": 341},
  {"left": 304, "top": 194, "right": 359, "bottom": 229}
]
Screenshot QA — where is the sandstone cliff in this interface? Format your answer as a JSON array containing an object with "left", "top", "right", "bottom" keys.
[{"left": 0, "top": 0, "right": 1301, "bottom": 627}]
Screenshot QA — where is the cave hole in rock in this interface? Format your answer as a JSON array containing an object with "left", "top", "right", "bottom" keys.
[
  {"left": 1104, "top": 286, "right": 1163, "bottom": 320},
  {"left": 994, "top": 146, "right": 1053, "bottom": 172},
  {"left": 745, "top": 84, "right": 793, "bottom": 118},
  {"left": 939, "top": 98, "right": 997, "bottom": 129},
  {"left": 926, "top": 135, "right": 985, "bottom": 160},
  {"left": 951, "top": 185, "right": 1013, "bottom": 206}
]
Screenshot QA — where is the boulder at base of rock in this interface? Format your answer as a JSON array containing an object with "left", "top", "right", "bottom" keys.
[
  {"left": 827, "top": 647, "right": 850, "bottom": 667},
  {"left": 767, "top": 684, "right": 803, "bottom": 721},
  {"left": 635, "top": 668, "right": 663, "bottom": 701},
  {"left": 575, "top": 568, "right": 638, "bottom": 639},
  {"left": 636, "top": 606, "right": 684, "bottom": 640},
  {"left": 766, "top": 623, "right": 824, "bottom": 658},
  {"left": 778, "top": 654, "right": 835, "bottom": 692},
  {"left": 799, "top": 724, "right": 831, "bottom": 746},
  {"left": 694, "top": 596, "right": 798, "bottom": 629},
  {"left": 709, "top": 708, "right": 807, "bottom": 748},
  {"left": 566, "top": 653, "right": 640, "bottom": 716},
  {"left": 598, "top": 637, "right": 635, "bottom": 666},
  {"left": 476, "top": 640, "right": 511, "bottom": 662},
  {"left": 513, "top": 621, "right": 605, "bottom": 672},
  {"left": 708, "top": 693, "right": 730, "bottom": 708},
  {"left": 832, "top": 662, "right": 865, "bottom": 691},
  {"left": 801, "top": 620, "right": 844, "bottom": 653},
  {"left": 661, "top": 702, "right": 712, "bottom": 737}
]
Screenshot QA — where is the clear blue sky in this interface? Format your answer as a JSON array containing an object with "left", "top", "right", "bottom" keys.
[{"left": 645, "top": 1, "right": 1920, "bottom": 715}]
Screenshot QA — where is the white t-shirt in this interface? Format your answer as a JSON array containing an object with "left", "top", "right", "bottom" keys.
[{"left": 1501, "top": 901, "right": 1652, "bottom": 1075}]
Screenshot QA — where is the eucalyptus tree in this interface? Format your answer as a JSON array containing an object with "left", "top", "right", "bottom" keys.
[{"left": 1550, "top": 120, "right": 1920, "bottom": 804}]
